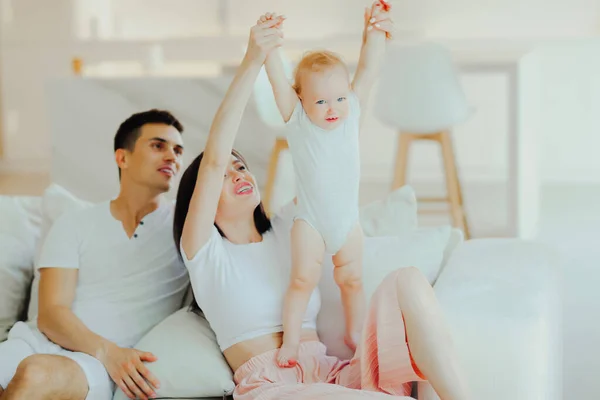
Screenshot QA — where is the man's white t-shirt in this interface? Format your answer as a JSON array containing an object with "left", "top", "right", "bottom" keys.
[{"left": 28, "top": 201, "right": 189, "bottom": 348}]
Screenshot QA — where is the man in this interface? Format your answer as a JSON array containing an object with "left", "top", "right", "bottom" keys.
[{"left": 0, "top": 110, "right": 189, "bottom": 400}]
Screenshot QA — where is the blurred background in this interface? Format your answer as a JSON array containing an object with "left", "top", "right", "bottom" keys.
[{"left": 0, "top": 0, "right": 598, "bottom": 398}]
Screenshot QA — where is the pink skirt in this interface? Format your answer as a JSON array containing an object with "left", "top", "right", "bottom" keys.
[{"left": 233, "top": 269, "right": 426, "bottom": 399}]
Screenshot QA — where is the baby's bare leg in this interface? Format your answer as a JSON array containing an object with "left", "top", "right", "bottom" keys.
[
  {"left": 332, "top": 223, "right": 365, "bottom": 352},
  {"left": 278, "top": 219, "right": 325, "bottom": 367}
]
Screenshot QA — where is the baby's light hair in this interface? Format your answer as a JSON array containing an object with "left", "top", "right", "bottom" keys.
[{"left": 293, "top": 50, "right": 349, "bottom": 94}]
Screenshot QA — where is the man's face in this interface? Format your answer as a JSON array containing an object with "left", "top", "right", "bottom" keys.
[{"left": 116, "top": 123, "right": 184, "bottom": 193}]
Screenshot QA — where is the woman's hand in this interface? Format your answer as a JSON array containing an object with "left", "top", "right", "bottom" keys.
[
  {"left": 245, "top": 13, "right": 285, "bottom": 63},
  {"left": 364, "top": 1, "right": 395, "bottom": 40}
]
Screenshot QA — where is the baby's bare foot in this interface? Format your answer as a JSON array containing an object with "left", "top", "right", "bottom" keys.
[
  {"left": 344, "top": 332, "right": 360, "bottom": 352},
  {"left": 276, "top": 343, "right": 299, "bottom": 368}
]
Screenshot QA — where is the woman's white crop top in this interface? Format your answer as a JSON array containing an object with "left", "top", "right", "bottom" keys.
[{"left": 181, "top": 202, "right": 321, "bottom": 351}]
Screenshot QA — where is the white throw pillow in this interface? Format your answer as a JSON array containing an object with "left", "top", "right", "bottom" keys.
[
  {"left": 359, "top": 185, "right": 418, "bottom": 236},
  {"left": 34, "top": 184, "right": 92, "bottom": 264},
  {"left": 317, "top": 226, "right": 452, "bottom": 360},
  {"left": 26, "top": 184, "right": 92, "bottom": 321},
  {"left": 112, "top": 308, "right": 235, "bottom": 400},
  {"left": 0, "top": 196, "right": 42, "bottom": 341}
]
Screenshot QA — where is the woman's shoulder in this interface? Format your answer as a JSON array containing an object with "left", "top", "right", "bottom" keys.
[{"left": 180, "top": 225, "right": 224, "bottom": 270}]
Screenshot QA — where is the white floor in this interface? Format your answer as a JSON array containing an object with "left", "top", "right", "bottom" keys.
[{"left": 1, "top": 174, "right": 598, "bottom": 398}]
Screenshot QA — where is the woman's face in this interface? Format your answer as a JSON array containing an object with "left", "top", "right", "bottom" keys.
[{"left": 216, "top": 155, "right": 261, "bottom": 219}]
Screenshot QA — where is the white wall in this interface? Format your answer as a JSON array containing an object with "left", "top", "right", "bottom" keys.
[
  {"left": 359, "top": 69, "right": 511, "bottom": 184},
  {"left": 537, "top": 40, "right": 600, "bottom": 183},
  {"left": 0, "top": 0, "right": 599, "bottom": 183},
  {"left": 107, "top": 0, "right": 222, "bottom": 39},
  {"left": 0, "top": 0, "right": 74, "bottom": 172},
  {"left": 421, "top": 0, "right": 599, "bottom": 39},
  {"left": 87, "top": 0, "right": 600, "bottom": 40},
  {"left": 360, "top": 40, "right": 600, "bottom": 185}
]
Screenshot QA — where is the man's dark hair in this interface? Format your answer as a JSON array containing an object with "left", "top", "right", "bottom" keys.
[{"left": 114, "top": 109, "right": 184, "bottom": 153}]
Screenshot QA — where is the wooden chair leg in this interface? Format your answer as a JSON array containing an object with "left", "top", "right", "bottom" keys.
[
  {"left": 263, "top": 138, "right": 287, "bottom": 214},
  {"left": 439, "top": 131, "right": 470, "bottom": 239},
  {"left": 391, "top": 132, "right": 413, "bottom": 191}
]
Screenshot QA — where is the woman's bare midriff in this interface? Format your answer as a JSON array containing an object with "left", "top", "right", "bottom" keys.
[{"left": 223, "top": 329, "right": 320, "bottom": 373}]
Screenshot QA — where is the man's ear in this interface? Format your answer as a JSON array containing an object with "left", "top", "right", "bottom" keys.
[{"left": 115, "top": 148, "right": 128, "bottom": 172}]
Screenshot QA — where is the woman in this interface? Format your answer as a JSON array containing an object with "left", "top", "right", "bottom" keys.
[{"left": 173, "top": 9, "right": 471, "bottom": 400}]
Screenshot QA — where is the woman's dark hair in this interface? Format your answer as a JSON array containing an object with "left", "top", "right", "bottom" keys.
[{"left": 173, "top": 149, "right": 272, "bottom": 315}]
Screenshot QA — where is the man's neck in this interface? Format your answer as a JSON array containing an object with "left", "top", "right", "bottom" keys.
[
  {"left": 217, "top": 216, "right": 262, "bottom": 245},
  {"left": 110, "top": 182, "right": 164, "bottom": 227}
]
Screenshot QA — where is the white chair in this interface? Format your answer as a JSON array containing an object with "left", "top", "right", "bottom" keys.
[{"left": 375, "top": 42, "right": 472, "bottom": 238}]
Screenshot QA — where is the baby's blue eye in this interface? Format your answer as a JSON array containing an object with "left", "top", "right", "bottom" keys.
[
  {"left": 316, "top": 100, "right": 325, "bottom": 105},
  {"left": 337, "top": 97, "right": 346, "bottom": 102}
]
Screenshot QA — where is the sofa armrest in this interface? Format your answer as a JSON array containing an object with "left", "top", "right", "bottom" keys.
[
  {"left": 439, "top": 228, "right": 464, "bottom": 275},
  {"left": 419, "top": 239, "right": 563, "bottom": 400}
]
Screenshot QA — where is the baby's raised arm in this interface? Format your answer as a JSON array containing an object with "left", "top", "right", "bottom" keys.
[
  {"left": 352, "top": 1, "right": 394, "bottom": 109},
  {"left": 263, "top": 14, "right": 299, "bottom": 123}
]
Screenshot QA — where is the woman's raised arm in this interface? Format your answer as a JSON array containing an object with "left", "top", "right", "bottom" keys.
[{"left": 181, "top": 17, "right": 283, "bottom": 259}]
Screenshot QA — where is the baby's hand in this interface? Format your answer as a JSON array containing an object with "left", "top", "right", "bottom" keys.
[
  {"left": 257, "top": 12, "right": 285, "bottom": 57},
  {"left": 276, "top": 343, "right": 299, "bottom": 368},
  {"left": 364, "top": 1, "right": 394, "bottom": 40},
  {"left": 258, "top": 12, "right": 286, "bottom": 29}
]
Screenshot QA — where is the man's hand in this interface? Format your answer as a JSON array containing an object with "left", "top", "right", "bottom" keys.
[
  {"left": 98, "top": 342, "right": 160, "bottom": 400},
  {"left": 364, "top": 1, "right": 395, "bottom": 40}
]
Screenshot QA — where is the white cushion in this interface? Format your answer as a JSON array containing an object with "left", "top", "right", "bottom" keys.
[
  {"left": 112, "top": 308, "right": 235, "bottom": 400},
  {"left": 34, "top": 184, "right": 92, "bottom": 264},
  {"left": 359, "top": 185, "right": 418, "bottom": 236},
  {"left": 317, "top": 226, "right": 452, "bottom": 360},
  {"left": 0, "top": 196, "right": 42, "bottom": 341}
]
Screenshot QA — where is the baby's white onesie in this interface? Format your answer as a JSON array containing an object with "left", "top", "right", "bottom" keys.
[{"left": 285, "top": 91, "right": 361, "bottom": 254}]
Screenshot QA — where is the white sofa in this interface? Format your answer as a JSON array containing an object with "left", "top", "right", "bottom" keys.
[{"left": 0, "top": 184, "right": 562, "bottom": 400}]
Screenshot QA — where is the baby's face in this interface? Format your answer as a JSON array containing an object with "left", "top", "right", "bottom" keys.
[{"left": 299, "top": 65, "right": 351, "bottom": 131}]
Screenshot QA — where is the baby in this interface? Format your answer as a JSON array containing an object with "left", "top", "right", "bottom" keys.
[{"left": 262, "top": 1, "right": 394, "bottom": 367}]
